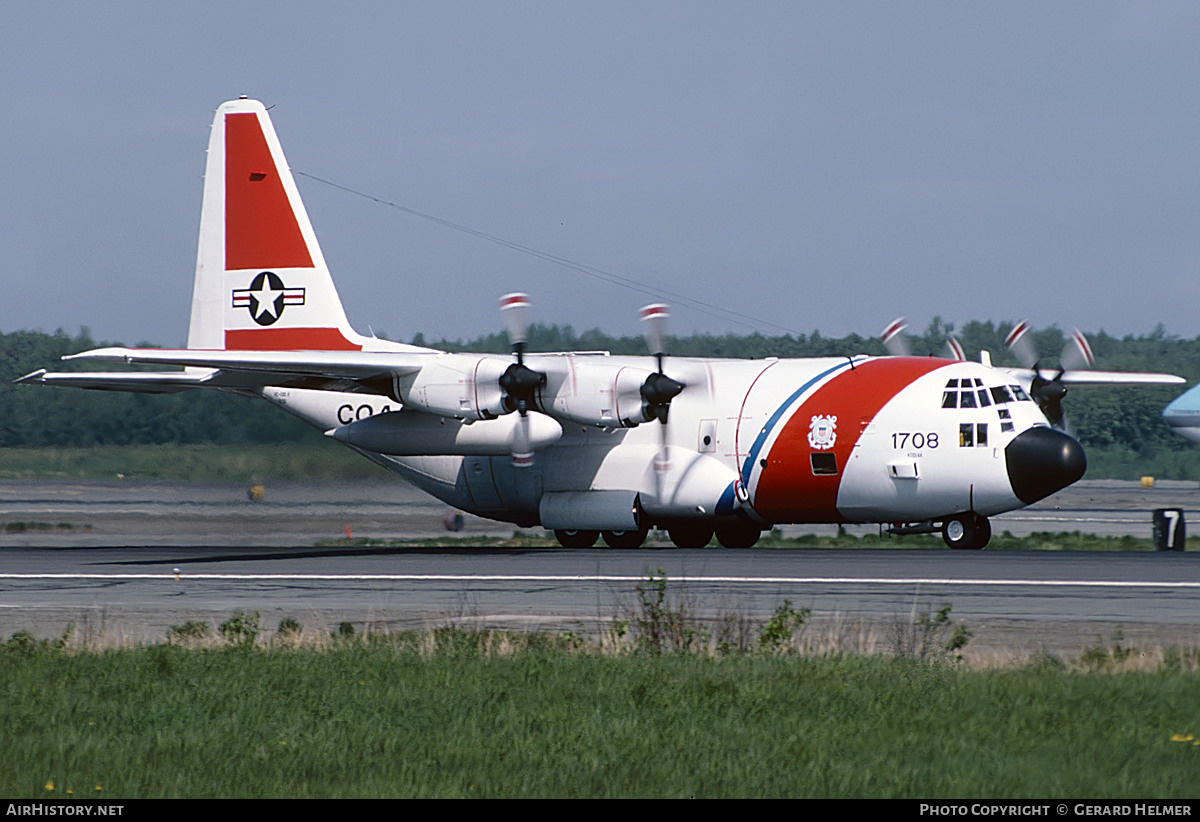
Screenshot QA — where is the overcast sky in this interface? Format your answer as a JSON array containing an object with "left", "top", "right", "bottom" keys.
[{"left": 3, "top": 2, "right": 1199, "bottom": 349}]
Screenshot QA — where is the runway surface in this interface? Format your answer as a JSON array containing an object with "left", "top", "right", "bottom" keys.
[
  {"left": 1, "top": 477, "right": 1195, "bottom": 546},
  {"left": 2, "top": 478, "right": 1198, "bottom": 658}
]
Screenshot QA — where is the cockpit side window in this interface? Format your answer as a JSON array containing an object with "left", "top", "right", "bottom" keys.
[{"left": 990, "top": 386, "right": 1013, "bottom": 404}]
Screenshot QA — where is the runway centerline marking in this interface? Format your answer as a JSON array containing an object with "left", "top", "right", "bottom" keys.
[{"left": 2, "top": 573, "right": 1199, "bottom": 589}]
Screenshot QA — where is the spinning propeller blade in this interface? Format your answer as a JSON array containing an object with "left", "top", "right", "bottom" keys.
[
  {"left": 881, "top": 317, "right": 910, "bottom": 356},
  {"left": 1005, "top": 320, "right": 1095, "bottom": 429},
  {"left": 498, "top": 293, "right": 545, "bottom": 467},
  {"left": 881, "top": 316, "right": 963, "bottom": 359},
  {"left": 639, "top": 304, "right": 683, "bottom": 498}
]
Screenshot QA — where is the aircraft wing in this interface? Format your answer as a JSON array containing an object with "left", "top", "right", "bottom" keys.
[
  {"left": 1001, "top": 368, "right": 1185, "bottom": 387},
  {"left": 1059, "top": 370, "right": 1186, "bottom": 387}
]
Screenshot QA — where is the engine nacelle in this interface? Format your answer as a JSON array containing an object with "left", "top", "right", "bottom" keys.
[
  {"left": 392, "top": 353, "right": 510, "bottom": 421},
  {"left": 537, "top": 361, "right": 657, "bottom": 429}
]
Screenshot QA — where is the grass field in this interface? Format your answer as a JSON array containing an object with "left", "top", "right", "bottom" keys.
[
  {"left": 3, "top": 585, "right": 1200, "bottom": 801},
  {"left": 2, "top": 626, "right": 1198, "bottom": 799}
]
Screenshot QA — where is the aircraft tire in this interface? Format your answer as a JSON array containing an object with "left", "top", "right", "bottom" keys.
[
  {"left": 941, "top": 513, "right": 991, "bottom": 550},
  {"left": 715, "top": 522, "right": 761, "bottom": 549},
  {"left": 602, "top": 528, "right": 648, "bottom": 549},
  {"left": 667, "top": 524, "right": 714, "bottom": 548},
  {"left": 554, "top": 529, "right": 599, "bottom": 548}
]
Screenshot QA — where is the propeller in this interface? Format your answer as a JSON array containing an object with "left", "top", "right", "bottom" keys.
[
  {"left": 881, "top": 316, "right": 965, "bottom": 360},
  {"left": 498, "top": 293, "right": 547, "bottom": 467},
  {"left": 1062, "top": 328, "right": 1095, "bottom": 371},
  {"left": 639, "top": 304, "right": 684, "bottom": 497},
  {"left": 1005, "top": 320, "right": 1094, "bottom": 429},
  {"left": 881, "top": 317, "right": 910, "bottom": 356}
]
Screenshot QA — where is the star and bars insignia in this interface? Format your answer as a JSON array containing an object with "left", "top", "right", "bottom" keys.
[{"left": 232, "top": 271, "right": 306, "bottom": 326}]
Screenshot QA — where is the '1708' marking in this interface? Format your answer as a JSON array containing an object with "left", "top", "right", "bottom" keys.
[{"left": 891, "top": 432, "right": 939, "bottom": 449}]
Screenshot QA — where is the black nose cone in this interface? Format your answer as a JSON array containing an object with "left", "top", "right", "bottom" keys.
[{"left": 1005, "top": 427, "right": 1087, "bottom": 504}]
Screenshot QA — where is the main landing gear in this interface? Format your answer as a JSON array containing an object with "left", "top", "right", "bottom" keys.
[
  {"left": 552, "top": 527, "right": 651, "bottom": 548},
  {"left": 941, "top": 512, "right": 991, "bottom": 550},
  {"left": 662, "top": 522, "right": 761, "bottom": 548}
]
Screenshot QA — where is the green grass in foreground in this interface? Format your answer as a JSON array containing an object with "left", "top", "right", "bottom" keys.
[{"left": 2, "top": 629, "right": 1198, "bottom": 799}]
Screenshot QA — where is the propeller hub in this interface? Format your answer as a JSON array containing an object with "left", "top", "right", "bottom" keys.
[
  {"left": 500, "top": 362, "right": 546, "bottom": 413},
  {"left": 641, "top": 372, "right": 683, "bottom": 423},
  {"left": 1030, "top": 370, "right": 1068, "bottom": 426}
]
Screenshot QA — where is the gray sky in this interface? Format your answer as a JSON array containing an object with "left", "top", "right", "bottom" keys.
[{"left": 3, "top": 2, "right": 1199, "bottom": 348}]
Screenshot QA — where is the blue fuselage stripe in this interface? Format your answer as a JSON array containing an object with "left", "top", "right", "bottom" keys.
[{"left": 740, "top": 358, "right": 862, "bottom": 484}]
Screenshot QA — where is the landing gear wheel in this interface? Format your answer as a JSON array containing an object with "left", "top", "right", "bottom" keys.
[
  {"left": 602, "top": 528, "right": 648, "bottom": 549},
  {"left": 941, "top": 513, "right": 991, "bottom": 550},
  {"left": 667, "top": 524, "right": 714, "bottom": 548},
  {"left": 715, "top": 522, "right": 762, "bottom": 548},
  {"left": 554, "top": 529, "right": 599, "bottom": 548}
]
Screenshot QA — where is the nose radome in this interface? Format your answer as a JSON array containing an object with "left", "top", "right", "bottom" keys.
[{"left": 1005, "top": 427, "right": 1087, "bottom": 505}]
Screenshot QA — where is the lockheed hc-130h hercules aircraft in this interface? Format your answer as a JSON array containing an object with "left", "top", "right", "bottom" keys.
[{"left": 18, "top": 98, "right": 1185, "bottom": 549}]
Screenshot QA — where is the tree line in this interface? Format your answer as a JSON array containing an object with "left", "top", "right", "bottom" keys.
[{"left": 2, "top": 322, "right": 1198, "bottom": 478}]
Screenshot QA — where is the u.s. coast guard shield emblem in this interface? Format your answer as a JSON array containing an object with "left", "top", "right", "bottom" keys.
[{"left": 807, "top": 415, "right": 837, "bottom": 450}]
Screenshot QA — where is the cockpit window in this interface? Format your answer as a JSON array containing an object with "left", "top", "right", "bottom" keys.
[
  {"left": 945, "top": 379, "right": 1008, "bottom": 409},
  {"left": 944, "top": 379, "right": 1034, "bottom": 409}
]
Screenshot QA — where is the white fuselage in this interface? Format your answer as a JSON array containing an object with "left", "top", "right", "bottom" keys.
[{"left": 261, "top": 352, "right": 1069, "bottom": 531}]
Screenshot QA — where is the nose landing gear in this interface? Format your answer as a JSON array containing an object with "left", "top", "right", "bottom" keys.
[{"left": 941, "top": 512, "right": 991, "bottom": 549}]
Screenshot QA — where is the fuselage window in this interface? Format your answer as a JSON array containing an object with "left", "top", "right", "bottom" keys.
[
  {"left": 998, "top": 407, "right": 1014, "bottom": 433},
  {"left": 960, "top": 422, "right": 989, "bottom": 446},
  {"left": 811, "top": 452, "right": 838, "bottom": 475}
]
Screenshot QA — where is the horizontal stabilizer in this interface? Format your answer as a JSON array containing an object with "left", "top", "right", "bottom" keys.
[
  {"left": 15, "top": 369, "right": 213, "bottom": 394},
  {"left": 62, "top": 347, "right": 429, "bottom": 384}
]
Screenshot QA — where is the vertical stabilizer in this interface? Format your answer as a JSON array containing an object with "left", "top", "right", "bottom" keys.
[{"left": 187, "top": 98, "right": 367, "bottom": 351}]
